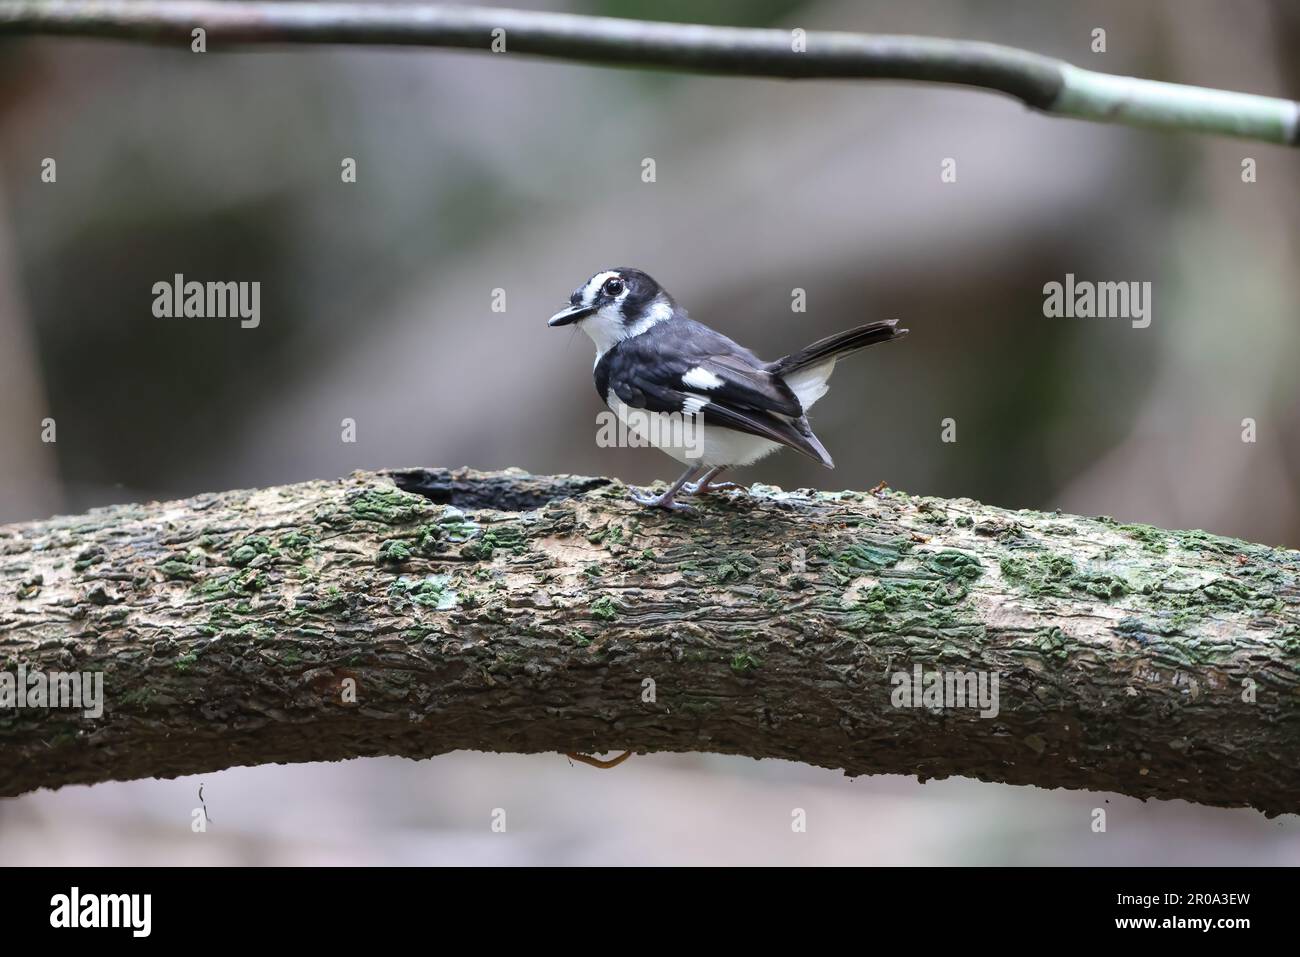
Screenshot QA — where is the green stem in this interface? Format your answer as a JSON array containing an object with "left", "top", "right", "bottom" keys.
[{"left": 1055, "top": 64, "right": 1299, "bottom": 144}]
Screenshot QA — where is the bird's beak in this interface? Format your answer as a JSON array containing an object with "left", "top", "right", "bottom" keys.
[{"left": 547, "top": 303, "right": 595, "bottom": 327}]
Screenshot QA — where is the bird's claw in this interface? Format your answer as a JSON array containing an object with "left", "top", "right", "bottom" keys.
[
  {"left": 685, "top": 480, "right": 742, "bottom": 495},
  {"left": 630, "top": 489, "right": 694, "bottom": 512}
]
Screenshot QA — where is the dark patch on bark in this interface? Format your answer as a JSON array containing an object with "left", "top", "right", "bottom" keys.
[{"left": 386, "top": 467, "right": 610, "bottom": 511}]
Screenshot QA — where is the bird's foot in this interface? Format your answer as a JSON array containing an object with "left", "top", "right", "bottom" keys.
[
  {"left": 630, "top": 488, "right": 694, "bottom": 512},
  {"left": 566, "top": 751, "right": 633, "bottom": 769},
  {"left": 685, "top": 480, "right": 742, "bottom": 495}
]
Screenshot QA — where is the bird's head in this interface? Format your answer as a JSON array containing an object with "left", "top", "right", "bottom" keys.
[{"left": 548, "top": 267, "right": 674, "bottom": 352}]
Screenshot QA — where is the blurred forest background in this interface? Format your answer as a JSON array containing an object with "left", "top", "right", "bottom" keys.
[{"left": 1, "top": 0, "right": 1298, "bottom": 864}]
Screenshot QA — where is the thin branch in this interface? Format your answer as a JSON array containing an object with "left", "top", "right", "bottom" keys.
[{"left": 1, "top": 1, "right": 1297, "bottom": 146}]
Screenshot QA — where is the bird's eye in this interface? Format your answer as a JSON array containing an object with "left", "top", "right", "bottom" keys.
[{"left": 603, "top": 277, "right": 625, "bottom": 297}]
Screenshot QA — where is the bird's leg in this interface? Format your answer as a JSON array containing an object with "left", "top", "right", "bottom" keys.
[
  {"left": 630, "top": 465, "right": 701, "bottom": 511},
  {"left": 685, "top": 466, "right": 742, "bottom": 495},
  {"left": 565, "top": 751, "right": 633, "bottom": 769}
]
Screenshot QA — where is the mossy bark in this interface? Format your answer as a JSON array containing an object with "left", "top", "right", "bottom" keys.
[{"left": 1, "top": 467, "right": 1297, "bottom": 815}]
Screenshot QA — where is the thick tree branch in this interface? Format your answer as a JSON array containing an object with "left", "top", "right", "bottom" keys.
[
  {"left": 1, "top": 1, "right": 1297, "bottom": 146},
  {"left": 1, "top": 467, "right": 1297, "bottom": 815}
]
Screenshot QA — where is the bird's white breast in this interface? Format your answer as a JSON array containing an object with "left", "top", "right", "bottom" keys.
[{"left": 604, "top": 390, "right": 780, "bottom": 468}]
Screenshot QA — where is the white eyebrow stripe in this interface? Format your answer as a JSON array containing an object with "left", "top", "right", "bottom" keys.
[
  {"left": 682, "top": 366, "right": 724, "bottom": 390},
  {"left": 582, "top": 271, "right": 619, "bottom": 306}
]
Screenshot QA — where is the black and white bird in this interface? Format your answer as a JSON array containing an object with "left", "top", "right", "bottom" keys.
[{"left": 548, "top": 267, "right": 908, "bottom": 510}]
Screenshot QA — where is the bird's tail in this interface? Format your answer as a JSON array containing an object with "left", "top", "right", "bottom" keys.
[
  {"left": 768, "top": 319, "right": 908, "bottom": 413},
  {"left": 769, "top": 319, "right": 908, "bottom": 378}
]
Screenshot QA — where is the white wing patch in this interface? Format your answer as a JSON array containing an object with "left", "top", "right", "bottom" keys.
[
  {"left": 682, "top": 366, "right": 724, "bottom": 390},
  {"left": 681, "top": 394, "right": 709, "bottom": 415}
]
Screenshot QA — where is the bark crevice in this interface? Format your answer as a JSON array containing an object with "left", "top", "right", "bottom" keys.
[{"left": 386, "top": 467, "right": 611, "bottom": 511}]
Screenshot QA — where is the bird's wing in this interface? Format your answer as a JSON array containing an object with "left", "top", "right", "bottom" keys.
[
  {"left": 605, "top": 338, "right": 832, "bottom": 466},
  {"left": 696, "top": 353, "right": 805, "bottom": 418}
]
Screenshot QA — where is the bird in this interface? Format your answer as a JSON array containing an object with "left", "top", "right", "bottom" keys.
[{"left": 548, "top": 267, "right": 908, "bottom": 511}]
